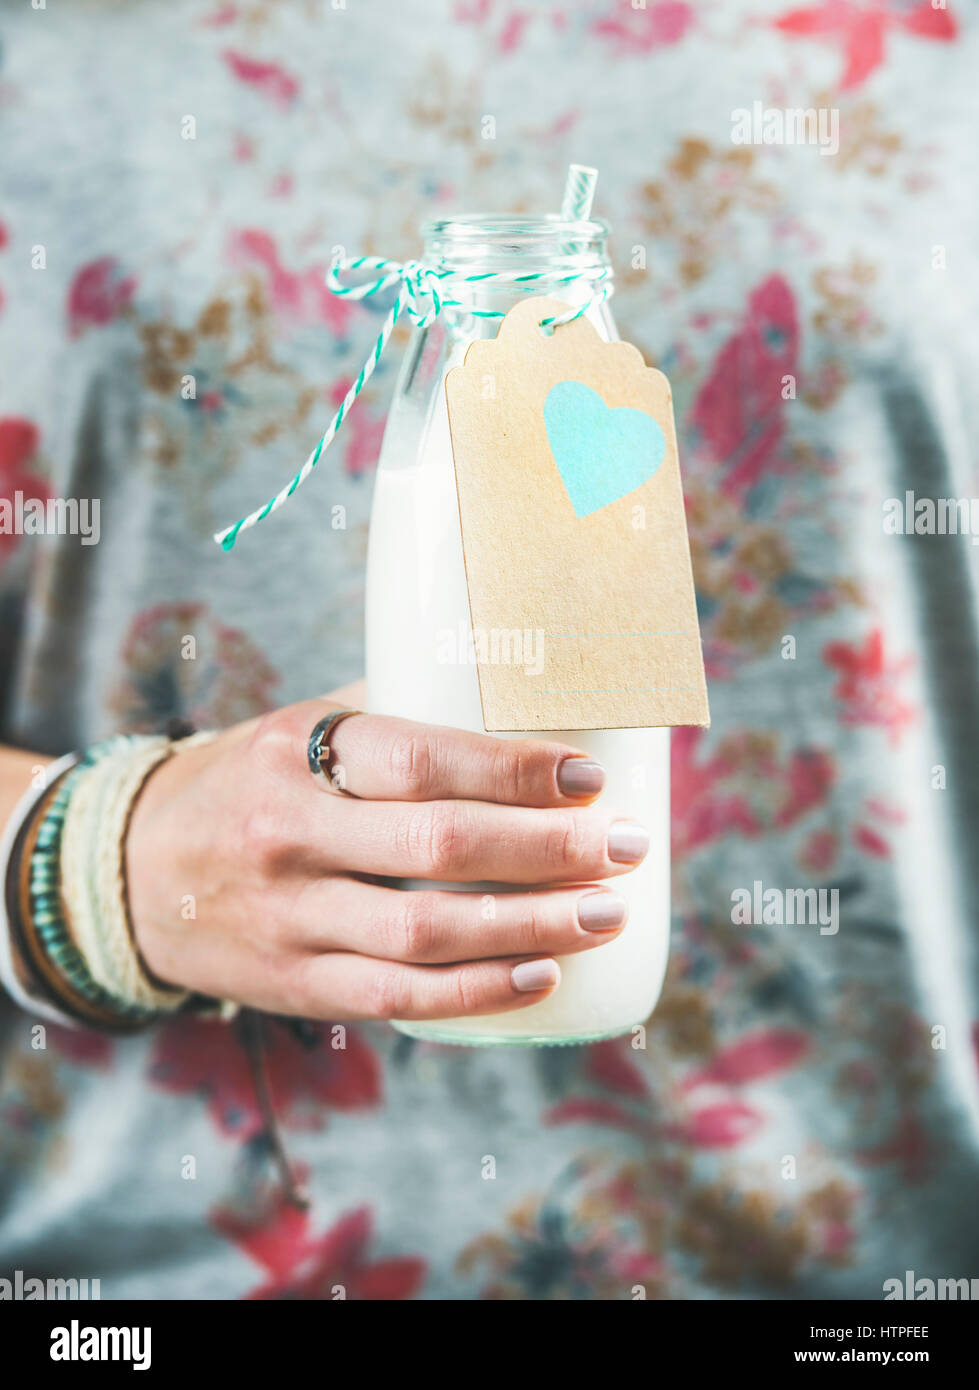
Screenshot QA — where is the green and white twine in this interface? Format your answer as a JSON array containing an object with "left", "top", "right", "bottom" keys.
[{"left": 215, "top": 165, "right": 606, "bottom": 551}]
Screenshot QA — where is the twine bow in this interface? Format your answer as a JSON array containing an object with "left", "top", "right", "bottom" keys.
[
  {"left": 215, "top": 175, "right": 606, "bottom": 550},
  {"left": 215, "top": 255, "right": 451, "bottom": 551},
  {"left": 327, "top": 254, "right": 452, "bottom": 328}
]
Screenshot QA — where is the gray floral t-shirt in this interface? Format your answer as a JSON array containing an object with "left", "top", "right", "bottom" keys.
[{"left": 1, "top": 0, "right": 977, "bottom": 1299}]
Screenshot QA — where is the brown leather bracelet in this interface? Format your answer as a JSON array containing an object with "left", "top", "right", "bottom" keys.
[
  {"left": 12, "top": 772, "right": 154, "bottom": 1034},
  {"left": 3, "top": 775, "right": 66, "bottom": 1015}
]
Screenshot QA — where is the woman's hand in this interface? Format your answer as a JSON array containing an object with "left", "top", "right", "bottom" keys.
[{"left": 125, "top": 697, "right": 649, "bottom": 1021}]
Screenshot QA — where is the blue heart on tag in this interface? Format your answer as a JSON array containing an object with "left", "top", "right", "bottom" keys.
[{"left": 543, "top": 380, "right": 665, "bottom": 518}]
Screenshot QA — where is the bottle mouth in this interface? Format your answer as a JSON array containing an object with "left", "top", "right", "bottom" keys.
[{"left": 421, "top": 213, "right": 610, "bottom": 276}]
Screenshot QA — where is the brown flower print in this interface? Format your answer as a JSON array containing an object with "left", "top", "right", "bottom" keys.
[
  {"left": 811, "top": 256, "right": 882, "bottom": 342},
  {"left": 634, "top": 138, "right": 779, "bottom": 288},
  {"left": 134, "top": 273, "right": 324, "bottom": 531}
]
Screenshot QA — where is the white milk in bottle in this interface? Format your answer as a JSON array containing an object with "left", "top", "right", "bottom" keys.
[{"left": 365, "top": 215, "right": 670, "bottom": 1044}]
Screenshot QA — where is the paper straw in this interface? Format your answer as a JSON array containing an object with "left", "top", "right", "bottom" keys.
[{"left": 560, "top": 164, "right": 598, "bottom": 222}]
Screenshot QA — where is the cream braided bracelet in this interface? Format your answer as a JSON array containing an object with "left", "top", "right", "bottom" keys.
[{"left": 60, "top": 731, "right": 233, "bottom": 1019}]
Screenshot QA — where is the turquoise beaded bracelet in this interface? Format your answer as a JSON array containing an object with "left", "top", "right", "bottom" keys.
[{"left": 28, "top": 738, "right": 161, "bottom": 1025}]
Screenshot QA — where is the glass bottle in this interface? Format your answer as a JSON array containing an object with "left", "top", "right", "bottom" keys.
[{"left": 365, "top": 214, "right": 670, "bottom": 1045}]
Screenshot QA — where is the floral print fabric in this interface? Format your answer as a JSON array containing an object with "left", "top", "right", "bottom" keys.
[{"left": 1, "top": 0, "right": 977, "bottom": 1299}]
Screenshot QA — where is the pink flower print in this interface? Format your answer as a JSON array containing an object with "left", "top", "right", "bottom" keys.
[
  {"left": 499, "top": 11, "right": 531, "bottom": 52},
  {"left": 66, "top": 258, "right": 137, "bottom": 338},
  {"left": 213, "top": 1195, "right": 426, "bottom": 1300},
  {"left": 222, "top": 50, "right": 300, "bottom": 107},
  {"left": 231, "top": 131, "right": 255, "bottom": 162},
  {"left": 670, "top": 727, "right": 763, "bottom": 858},
  {"left": 0, "top": 417, "right": 51, "bottom": 569},
  {"left": 226, "top": 229, "right": 354, "bottom": 338},
  {"left": 774, "top": 749, "right": 835, "bottom": 829},
  {"left": 46, "top": 1024, "right": 114, "bottom": 1069},
  {"left": 671, "top": 1100, "right": 765, "bottom": 1148},
  {"left": 853, "top": 823, "right": 891, "bottom": 857},
  {"left": 585, "top": 1039, "right": 651, "bottom": 1098},
  {"left": 327, "top": 380, "right": 385, "bottom": 478},
  {"left": 772, "top": 1, "right": 958, "bottom": 92},
  {"left": 800, "top": 828, "right": 839, "bottom": 873},
  {"left": 591, "top": 2, "right": 695, "bottom": 54},
  {"left": 150, "top": 1016, "right": 382, "bottom": 1141},
  {"left": 681, "top": 1028, "right": 811, "bottom": 1091},
  {"left": 823, "top": 627, "right": 916, "bottom": 744},
  {"left": 268, "top": 171, "right": 294, "bottom": 198},
  {"left": 689, "top": 274, "right": 799, "bottom": 501}
]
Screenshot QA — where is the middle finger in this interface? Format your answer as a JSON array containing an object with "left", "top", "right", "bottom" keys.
[{"left": 304, "top": 797, "right": 650, "bottom": 883}]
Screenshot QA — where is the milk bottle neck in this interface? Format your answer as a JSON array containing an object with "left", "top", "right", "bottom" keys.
[{"left": 420, "top": 214, "right": 613, "bottom": 319}]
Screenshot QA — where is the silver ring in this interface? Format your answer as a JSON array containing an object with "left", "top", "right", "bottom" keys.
[{"left": 306, "top": 708, "right": 361, "bottom": 793}]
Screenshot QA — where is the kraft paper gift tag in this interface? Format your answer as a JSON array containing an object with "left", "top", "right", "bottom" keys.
[{"left": 444, "top": 296, "right": 709, "bottom": 732}]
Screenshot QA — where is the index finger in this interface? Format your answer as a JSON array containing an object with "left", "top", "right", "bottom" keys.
[{"left": 303, "top": 706, "right": 607, "bottom": 807}]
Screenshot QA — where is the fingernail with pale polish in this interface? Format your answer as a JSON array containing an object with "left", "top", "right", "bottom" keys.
[
  {"left": 511, "top": 959, "right": 561, "bottom": 993},
  {"left": 607, "top": 821, "right": 650, "bottom": 864},
  {"left": 557, "top": 757, "right": 605, "bottom": 799},
  {"left": 577, "top": 890, "right": 627, "bottom": 931}
]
